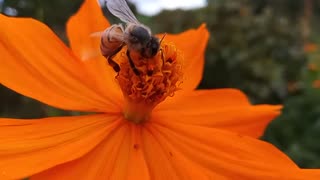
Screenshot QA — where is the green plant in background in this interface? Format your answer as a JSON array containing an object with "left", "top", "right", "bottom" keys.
[
  {"left": 150, "top": 0, "right": 306, "bottom": 104},
  {"left": 264, "top": 43, "right": 320, "bottom": 168}
]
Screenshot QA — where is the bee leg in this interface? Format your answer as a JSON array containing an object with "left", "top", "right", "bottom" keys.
[
  {"left": 126, "top": 50, "right": 141, "bottom": 76},
  {"left": 107, "top": 45, "right": 124, "bottom": 73},
  {"left": 108, "top": 57, "right": 120, "bottom": 72}
]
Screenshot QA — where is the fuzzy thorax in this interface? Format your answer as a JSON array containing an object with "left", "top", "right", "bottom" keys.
[{"left": 112, "top": 42, "right": 183, "bottom": 123}]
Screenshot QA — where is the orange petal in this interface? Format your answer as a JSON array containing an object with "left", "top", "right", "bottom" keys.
[
  {"left": 107, "top": 123, "right": 150, "bottom": 180},
  {"left": 159, "top": 24, "right": 209, "bottom": 91},
  {"left": 141, "top": 125, "right": 180, "bottom": 179},
  {"left": 158, "top": 89, "right": 281, "bottom": 138},
  {"left": 0, "top": 14, "right": 121, "bottom": 112},
  {"left": 126, "top": 124, "right": 150, "bottom": 179},
  {"left": 147, "top": 120, "right": 315, "bottom": 179},
  {"left": 31, "top": 122, "right": 150, "bottom": 180},
  {"left": 66, "top": 0, "right": 110, "bottom": 60},
  {"left": 160, "top": 88, "right": 250, "bottom": 108},
  {"left": 301, "top": 169, "right": 320, "bottom": 179},
  {"left": 156, "top": 89, "right": 281, "bottom": 138},
  {"left": 66, "top": 0, "right": 123, "bottom": 103},
  {"left": 0, "top": 114, "right": 122, "bottom": 180}
]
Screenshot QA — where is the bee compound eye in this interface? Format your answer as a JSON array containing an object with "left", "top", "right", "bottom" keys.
[
  {"left": 152, "top": 43, "right": 159, "bottom": 52},
  {"left": 150, "top": 37, "right": 160, "bottom": 56}
]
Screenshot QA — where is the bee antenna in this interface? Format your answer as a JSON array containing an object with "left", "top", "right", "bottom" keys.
[{"left": 160, "top": 33, "right": 167, "bottom": 45}]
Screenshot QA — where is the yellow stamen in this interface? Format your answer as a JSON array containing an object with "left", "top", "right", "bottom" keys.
[{"left": 112, "top": 42, "right": 184, "bottom": 123}]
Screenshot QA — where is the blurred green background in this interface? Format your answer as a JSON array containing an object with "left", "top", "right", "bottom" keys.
[{"left": 1, "top": 0, "right": 320, "bottom": 168}]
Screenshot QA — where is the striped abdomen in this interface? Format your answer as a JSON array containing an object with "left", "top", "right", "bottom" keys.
[{"left": 100, "top": 24, "right": 124, "bottom": 58}]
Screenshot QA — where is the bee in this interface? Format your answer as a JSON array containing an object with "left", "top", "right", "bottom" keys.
[{"left": 101, "top": 0, "right": 160, "bottom": 75}]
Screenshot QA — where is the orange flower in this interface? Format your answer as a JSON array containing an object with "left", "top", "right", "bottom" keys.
[
  {"left": 308, "top": 63, "right": 318, "bottom": 71},
  {"left": 313, "top": 79, "right": 320, "bottom": 89},
  {"left": 0, "top": 0, "right": 319, "bottom": 179},
  {"left": 304, "top": 43, "right": 318, "bottom": 53}
]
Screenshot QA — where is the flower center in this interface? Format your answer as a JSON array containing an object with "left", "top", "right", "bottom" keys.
[{"left": 111, "top": 42, "right": 183, "bottom": 123}]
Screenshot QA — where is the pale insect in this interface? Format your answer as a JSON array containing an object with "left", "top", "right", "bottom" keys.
[{"left": 101, "top": 0, "right": 160, "bottom": 75}]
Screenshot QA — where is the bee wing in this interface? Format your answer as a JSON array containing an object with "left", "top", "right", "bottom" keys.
[{"left": 105, "top": 0, "right": 140, "bottom": 24}]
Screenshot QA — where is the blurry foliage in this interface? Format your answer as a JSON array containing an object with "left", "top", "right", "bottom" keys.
[
  {"left": 150, "top": 0, "right": 306, "bottom": 104},
  {"left": 250, "top": 0, "right": 304, "bottom": 20},
  {"left": 1, "top": 0, "right": 320, "bottom": 168},
  {"left": 264, "top": 45, "right": 320, "bottom": 168}
]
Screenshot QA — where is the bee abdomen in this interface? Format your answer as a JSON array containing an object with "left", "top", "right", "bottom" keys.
[{"left": 100, "top": 25, "right": 124, "bottom": 57}]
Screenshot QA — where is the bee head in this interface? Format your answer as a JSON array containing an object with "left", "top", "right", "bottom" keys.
[
  {"left": 145, "top": 36, "right": 160, "bottom": 58},
  {"left": 128, "top": 26, "right": 150, "bottom": 46},
  {"left": 126, "top": 25, "right": 160, "bottom": 58}
]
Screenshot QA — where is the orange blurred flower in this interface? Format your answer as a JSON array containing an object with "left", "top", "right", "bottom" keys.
[
  {"left": 313, "top": 80, "right": 320, "bottom": 89},
  {"left": 0, "top": 0, "right": 319, "bottom": 179},
  {"left": 304, "top": 43, "right": 318, "bottom": 53},
  {"left": 308, "top": 63, "right": 318, "bottom": 71}
]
